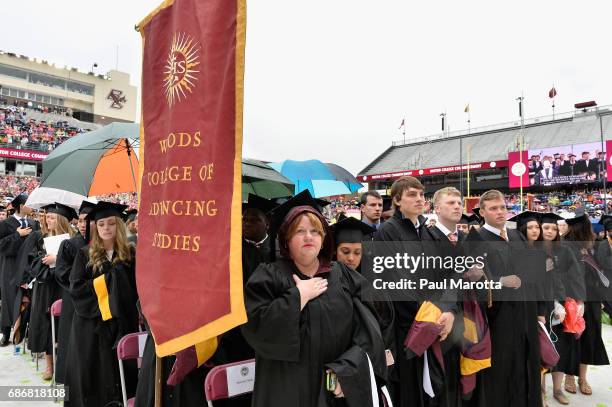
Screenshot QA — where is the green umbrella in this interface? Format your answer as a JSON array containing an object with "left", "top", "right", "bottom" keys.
[
  {"left": 41, "top": 122, "right": 139, "bottom": 197},
  {"left": 242, "top": 158, "right": 294, "bottom": 200}
]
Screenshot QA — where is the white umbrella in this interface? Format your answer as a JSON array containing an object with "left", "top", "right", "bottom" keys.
[{"left": 25, "top": 187, "right": 96, "bottom": 210}]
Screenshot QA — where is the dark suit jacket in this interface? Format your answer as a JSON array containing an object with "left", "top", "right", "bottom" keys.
[{"left": 559, "top": 161, "right": 578, "bottom": 176}]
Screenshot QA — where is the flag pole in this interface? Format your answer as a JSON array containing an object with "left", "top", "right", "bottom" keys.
[
  {"left": 552, "top": 84, "right": 556, "bottom": 119},
  {"left": 517, "top": 94, "right": 525, "bottom": 211},
  {"left": 403, "top": 117, "right": 406, "bottom": 144},
  {"left": 467, "top": 143, "right": 471, "bottom": 198}
]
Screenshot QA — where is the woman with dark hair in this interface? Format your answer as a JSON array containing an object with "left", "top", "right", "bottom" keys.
[
  {"left": 562, "top": 211, "right": 609, "bottom": 398},
  {"left": 242, "top": 191, "right": 387, "bottom": 407},
  {"left": 509, "top": 211, "right": 550, "bottom": 405},
  {"left": 540, "top": 213, "right": 586, "bottom": 405},
  {"left": 330, "top": 214, "right": 395, "bottom": 378},
  {"left": 509, "top": 210, "right": 542, "bottom": 243}
]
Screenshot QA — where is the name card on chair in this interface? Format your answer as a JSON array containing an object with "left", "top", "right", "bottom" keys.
[
  {"left": 138, "top": 334, "right": 147, "bottom": 358},
  {"left": 226, "top": 361, "right": 256, "bottom": 397}
]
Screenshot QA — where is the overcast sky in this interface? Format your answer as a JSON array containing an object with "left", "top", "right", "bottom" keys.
[{"left": 3, "top": 1, "right": 612, "bottom": 174}]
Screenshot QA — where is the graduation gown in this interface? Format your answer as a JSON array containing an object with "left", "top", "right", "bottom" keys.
[
  {"left": 470, "top": 227, "right": 542, "bottom": 407},
  {"left": 24, "top": 230, "right": 62, "bottom": 353},
  {"left": 134, "top": 314, "right": 208, "bottom": 407},
  {"left": 54, "top": 233, "right": 86, "bottom": 384},
  {"left": 551, "top": 242, "right": 586, "bottom": 375},
  {"left": 595, "top": 239, "right": 612, "bottom": 320},
  {"left": 374, "top": 210, "right": 427, "bottom": 407},
  {"left": 64, "top": 246, "right": 139, "bottom": 407},
  {"left": 420, "top": 226, "right": 465, "bottom": 407},
  {"left": 575, "top": 244, "right": 610, "bottom": 366},
  {"left": 0, "top": 216, "right": 37, "bottom": 331},
  {"left": 242, "top": 259, "right": 387, "bottom": 407}
]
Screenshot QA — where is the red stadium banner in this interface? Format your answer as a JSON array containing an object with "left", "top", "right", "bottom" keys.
[
  {"left": 136, "top": 0, "right": 246, "bottom": 357},
  {"left": 508, "top": 150, "right": 529, "bottom": 188},
  {"left": 359, "top": 160, "right": 508, "bottom": 181},
  {"left": 0, "top": 148, "right": 48, "bottom": 161},
  {"left": 607, "top": 140, "right": 612, "bottom": 182}
]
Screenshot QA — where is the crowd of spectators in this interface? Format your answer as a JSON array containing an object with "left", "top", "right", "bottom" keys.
[
  {"left": 0, "top": 175, "right": 39, "bottom": 198},
  {"left": 0, "top": 105, "right": 85, "bottom": 152},
  {"left": 0, "top": 176, "right": 137, "bottom": 209}
]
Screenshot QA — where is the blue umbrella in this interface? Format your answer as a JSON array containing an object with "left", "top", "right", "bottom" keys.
[{"left": 270, "top": 159, "right": 363, "bottom": 198}]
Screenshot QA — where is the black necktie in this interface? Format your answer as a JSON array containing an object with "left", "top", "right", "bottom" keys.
[{"left": 20, "top": 219, "right": 27, "bottom": 228}]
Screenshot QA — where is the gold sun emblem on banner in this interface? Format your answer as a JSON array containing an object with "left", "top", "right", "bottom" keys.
[{"left": 163, "top": 32, "right": 201, "bottom": 107}]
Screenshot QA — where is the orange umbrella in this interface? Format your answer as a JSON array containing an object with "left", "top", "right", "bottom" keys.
[{"left": 40, "top": 123, "right": 139, "bottom": 196}]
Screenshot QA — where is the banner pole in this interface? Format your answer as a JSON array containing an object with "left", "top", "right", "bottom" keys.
[{"left": 154, "top": 356, "right": 162, "bottom": 407}]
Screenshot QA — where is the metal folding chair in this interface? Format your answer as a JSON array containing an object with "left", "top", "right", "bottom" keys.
[
  {"left": 204, "top": 359, "right": 255, "bottom": 407},
  {"left": 116, "top": 331, "right": 148, "bottom": 407},
  {"left": 50, "top": 299, "right": 62, "bottom": 388}
]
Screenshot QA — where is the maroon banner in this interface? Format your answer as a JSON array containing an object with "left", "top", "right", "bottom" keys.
[
  {"left": 359, "top": 160, "right": 508, "bottom": 182},
  {"left": 137, "top": 0, "right": 246, "bottom": 356},
  {"left": 508, "top": 151, "right": 529, "bottom": 188},
  {"left": 0, "top": 148, "right": 48, "bottom": 161}
]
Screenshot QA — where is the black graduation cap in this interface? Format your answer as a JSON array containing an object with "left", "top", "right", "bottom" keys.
[
  {"left": 598, "top": 214, "right": 612, "bottom": 231},
  {"left": 540, "top": 213, "right": 563, "bottom": 225},
  {"left": 597, "top": 214, "right": 612, "bottom": 226},
  {"left": 565, "top": 209, "right": 589, "bottom": 226},
  {"left": 242, "top": 194, "right": 278, "bottom": 215},
  {"left": 0, "top": 204, "right": 6, "bottom": 210},
  {"left": 123, "top": 209, "right": 138, "bottom": 223},
  {"left": 330, "top": 215, "right": 376, "bottom": 244},
  {"left": 49, "top": 202, "right": 78, "bottom": 221},
  {"left": 507, "top": 211, "right": 541, "bottom": 228},
  {"left": 41, "top": 203, "right": 55, "bottom": 212},
  {"left": 10, "top": 194, "right": 28, "bottom": 210},
  {"left": 472, "top": 207, "right": 481, "bottom": 219},
  {"left": 382, "top": 196, "right": 393, "bottom": 212},
  {"left": 568, "top": 153, "right": 576, "bottom": 158},
  {"left": 86, "top": 201, "right": 129, "bottom": 222},
  {"left": 467, "top": 214, "right": 481, "bottom": 226},
  {"left": 78, "top": 200, "right": 96, "bottom": 215},
  {"left": 458, "top": 214, "right": 470, "bottom": 224},
  {"left": 269, "top": 190, "right": 329, "bottom": 231}
]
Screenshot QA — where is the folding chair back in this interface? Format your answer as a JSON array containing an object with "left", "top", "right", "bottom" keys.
[
  {"left": 204, "top": 359, "right": 255, "bottom": 407},
  {"left": 116, "top": 332, "right": 148, "bottom": 407}
]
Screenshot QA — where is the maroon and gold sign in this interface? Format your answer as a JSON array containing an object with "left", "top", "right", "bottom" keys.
[
  {"left": 137, "top": 0, "right": 246, "bottom": 357},
  {"left": 107, "top": 89, "right": 127, "bottom": 109}
]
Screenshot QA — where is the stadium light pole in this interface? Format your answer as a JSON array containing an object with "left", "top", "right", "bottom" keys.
[
  {"left": 517, "top": 95, "right": 525, "bottom": 211},
  {"left": 599, "top": 108, "right": 608, "bottom": 214}
]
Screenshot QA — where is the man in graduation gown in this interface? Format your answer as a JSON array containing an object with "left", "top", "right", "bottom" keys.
[
  {"left": 219, "top": 194, "right": 279, "bottom": 365},
  {"left": 242, "top": 194, "right": 277, "bottom": 263},
  {"left": 375, "top": 177, "right": 455, "bottom": 407},
  {"left": 0, "top": 194, "right": 36, "bottom": 346},
  {"left": 465, "top": 190, "right": 542, "bottom": 407},
  {"left": 53, "top": 200, "right": 95, "bottom": 384},
  {"left": 420, "top": 187, "right": 466, "bottom": 407}
]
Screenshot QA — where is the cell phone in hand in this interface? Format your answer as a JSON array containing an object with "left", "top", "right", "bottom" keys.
[{"left": 325, "top": 371, "right": 337, "bottom": 392}]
